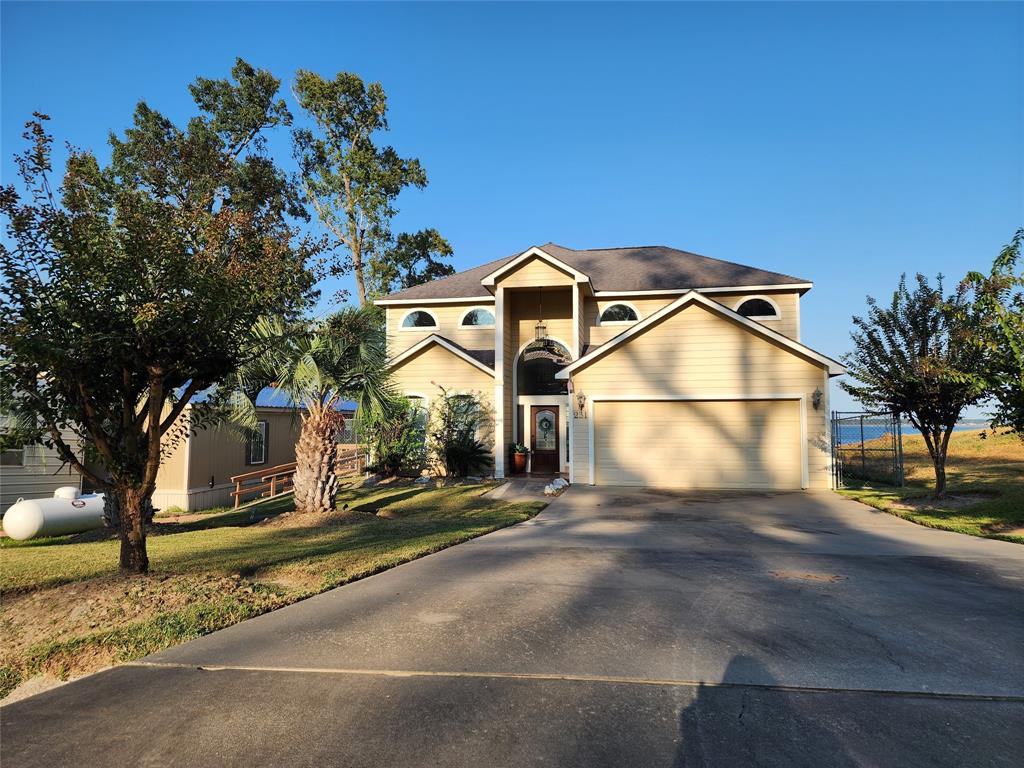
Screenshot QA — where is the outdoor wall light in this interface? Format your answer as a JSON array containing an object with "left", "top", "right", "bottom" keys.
[
  {"left": 812, "top": 388, "right": 823, "bottom": 410},
  {"left": 575, "top": 391, "right": 587, "bottom": 418}
]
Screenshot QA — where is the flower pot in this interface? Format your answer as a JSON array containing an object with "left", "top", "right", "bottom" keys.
[{"left": 512, "top": 452, "right": 527, "bottom": 474}]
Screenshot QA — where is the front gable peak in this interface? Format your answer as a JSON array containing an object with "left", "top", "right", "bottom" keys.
[{"left": 480, "top": 246, "right": 592, "bottom": 290}]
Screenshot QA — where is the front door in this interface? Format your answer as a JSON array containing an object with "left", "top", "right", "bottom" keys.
[{"left": 530, "top": 406, "right": 560, "bottom": 475}]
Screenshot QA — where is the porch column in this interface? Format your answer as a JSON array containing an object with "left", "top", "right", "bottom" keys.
[{"left": 494, "top": 286, "right": 505, "bottom": 479}]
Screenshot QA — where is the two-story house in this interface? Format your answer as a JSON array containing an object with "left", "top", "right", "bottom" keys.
[{"left": 377, "top": 243, "right": 845, "bottom": 490}]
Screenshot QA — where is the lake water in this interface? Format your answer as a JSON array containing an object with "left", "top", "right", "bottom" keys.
[{"left": 835, "top": 422, "right": 984, "bottom": 446}]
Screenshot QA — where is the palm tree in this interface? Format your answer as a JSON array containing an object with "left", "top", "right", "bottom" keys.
[{"left": 234, "top": 308, "right": 391, "bottom": 514}]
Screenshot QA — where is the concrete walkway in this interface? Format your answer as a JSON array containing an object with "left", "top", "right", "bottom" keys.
[{"left": 3, "top": 488, "right": 1023, "bottom": 767}]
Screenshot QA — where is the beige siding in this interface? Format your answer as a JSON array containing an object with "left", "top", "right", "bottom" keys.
[
  {"left": 571, "top": 302, "right": 830, "bottom": 489},
  {"left": 497, "top": 256, "right": 575, "bottom": 289},
  {"left": 712, "top": 291, "right": 800, "bottom": 341},
  {"left": 571, "top": 415, "right": 589, "bottom": 483},
  {"left": 593, "top": 400, "right": 802, "bottom": 489},
  {"left": 386, "top": 302, "right": 496, "bottom": 357},
  {"left": 155, "top": 422, "right": 190, "bottom": 495},
  {"left": 391, "top": 343, "right": 494, "bottom": 400},
  {"left": 0, "top": 430, "right": 82, "bottom": 514},
  {"left": 583, "top": 291, "right": 802, "bottom": 348},
  {"left": 508, "top": 289, "right": 574, "bottom": 355},
  {"left": 153, "top": 406, "right": 306, "bottom": 511},
  {"left": 186, "top": 409, "right": 303, "bottom": 490},
  {"left": 585, "top": 297, "right": 678, "bottom": 348}
]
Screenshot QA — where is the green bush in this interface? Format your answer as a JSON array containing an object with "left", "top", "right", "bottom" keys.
[
  {"left": 428, "top": 387, "right": 493, "bottom": 478},
  {"left": 361, "top": 398, "right": 427, "bottom": 477}
]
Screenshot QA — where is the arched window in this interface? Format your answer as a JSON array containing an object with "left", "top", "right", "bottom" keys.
[
  {"left": 460, "top": 308, "right": 495, "bottom": 327},
  {"left": 736, "top": 297, "right": 780, "bottom": 319},
  {"left": 599, "top": 303, "right": 640, "bottom": 324},
  {"left": 517, "top": 339, "right": 571, "bottom": 395},
  {"left": 401, "top": 309, "right": 439, "bottom": 329}
]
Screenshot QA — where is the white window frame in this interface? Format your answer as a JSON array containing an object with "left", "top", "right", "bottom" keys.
[
  {"left": 597, "top": 301, "right": 642, "bottom": 326},
  {"left": 733, "top": 295, "right": 781, "bottom": 321},
  {"left": 399, "top": 308, "right": 440, "bottom": 331},
  {"left": 458, "top": 306, "right": 496, "bottom": 329},
  {"left": 248, "top": 420, "right": 268, "bottom": 466}
]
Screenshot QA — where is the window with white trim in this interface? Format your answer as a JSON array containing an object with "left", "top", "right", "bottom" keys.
[
  {"left": 460, "top": 308, "right": 495, "bottom": 327},
  {"left": 401, "top": 310, "right": 439, "bottom": 329},
  {"left": 247, "top": 420, "right": 268, "bottom": 465},
  {"left": 736, "top": 298, "right": 780, "bottom": 319},
  {"left": 599, "top": 303, "right": 639, "bottom": 324}
]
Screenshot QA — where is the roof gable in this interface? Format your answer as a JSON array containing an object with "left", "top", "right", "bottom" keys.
[
  {"left": 481, "top": 246, "right": 590, "bottom": 288},
  {"left": 556, "top": 291, "right": 845, "bottom": 377},
  {"left": 387, "top": 334, "right": 496, "bottom": 377}
]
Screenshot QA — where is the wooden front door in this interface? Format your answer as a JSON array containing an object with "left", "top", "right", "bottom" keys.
[{"left": 530, "top": 406, "right": 560, "bottom": 475}]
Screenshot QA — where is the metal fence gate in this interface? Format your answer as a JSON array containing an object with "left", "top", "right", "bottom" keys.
[{"left": 831, "top": 411, "right": 904, "bottom": 488}]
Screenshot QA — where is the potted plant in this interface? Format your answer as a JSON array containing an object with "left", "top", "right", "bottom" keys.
[{"left": 511, "top": 443, "right": 528, "bottom": 474}]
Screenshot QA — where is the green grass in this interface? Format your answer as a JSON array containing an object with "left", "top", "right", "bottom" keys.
[
  {"left": 0, "top": 481, "right": 544, "bottom": 699},
  {"left": 838, "top": 429, "right": 1024, "bottom": 544}
]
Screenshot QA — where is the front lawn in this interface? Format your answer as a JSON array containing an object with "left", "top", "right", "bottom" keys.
[
  {"left": 0, "top": 481, "right": 544, "bottom": 701},
  {"left": 839, "top": 429, "right": 1024, "bottom": 544}
]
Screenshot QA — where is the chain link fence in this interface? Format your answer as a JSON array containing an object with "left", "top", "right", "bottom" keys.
[{"left": 831, "top": 411, "right": 904, "bottom": 488}]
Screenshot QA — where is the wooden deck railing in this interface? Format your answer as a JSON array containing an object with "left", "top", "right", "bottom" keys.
[{"left": 230, "top": 444, "right": 366, "bottom": 508}]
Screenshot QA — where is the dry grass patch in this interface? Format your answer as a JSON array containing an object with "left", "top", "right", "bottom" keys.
[
  {"left": 839, "top": 430, "right": 1023, "bottom": 543},
  {"left": 0, "top": 480, "right": 544, "bottom": 701}
]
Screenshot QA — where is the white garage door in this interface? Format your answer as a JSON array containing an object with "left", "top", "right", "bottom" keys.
[{"left": 593, "top": 399, "right": 803, "bottom": 489}]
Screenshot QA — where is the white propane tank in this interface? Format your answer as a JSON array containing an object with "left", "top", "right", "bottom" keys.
[{"left": 2, "top": 490, "right": 105, "bottom": 540}]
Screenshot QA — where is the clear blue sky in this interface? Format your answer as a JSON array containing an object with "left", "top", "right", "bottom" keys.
[{"left": 3, "top": 2, "right": 1022, "bottom": 413}]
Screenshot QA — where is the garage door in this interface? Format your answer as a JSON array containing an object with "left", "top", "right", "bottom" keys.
[{"left": 593, "top": 399, "right": 803, "bottom": 489}]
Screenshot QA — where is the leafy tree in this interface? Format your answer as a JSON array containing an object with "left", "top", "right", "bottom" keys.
[
  {"left": 427, "top": 387, "right": 492, "bottom": 478},
  {"left": 234, "top": 308, "right": 390, "bottom": 514},
  {"left": 368, "top": 228, "right": 455, "bottom": 298},
  {"left": 0, "top": 60, "right": 315, "bottom": 573},
  {"left": 963, "top": 228, "right": 1024, "bottom": 436},
  {"left": 292, "top": 70, "right": 438, "bottom": 307},
  {"left": 841, "top": 274, "right": 987, "bottom": 495}
]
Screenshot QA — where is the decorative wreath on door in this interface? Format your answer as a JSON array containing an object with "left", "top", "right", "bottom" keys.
[{"left": 538, "top": 416, "right": 553, "bottom": 433}]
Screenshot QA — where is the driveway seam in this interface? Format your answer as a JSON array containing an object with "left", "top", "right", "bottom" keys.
[{"left": 127, "top": 661, "right": 1024, "bottom": 702}]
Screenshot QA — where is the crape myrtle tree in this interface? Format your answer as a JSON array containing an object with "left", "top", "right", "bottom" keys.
[
  {"left": 291, "top": 70, "right": 453, "bottom": 306},
  {"left": 0, "top": 60, "right": 316, "bottom": 573},
  {"left": 841, "top": 274, "right": 987, "bottom": 496},
  {"left": 962, "top": 229, "right": 1024, "bottom": 436},
  {"left": 233, "top": 308, "right": 391, "bottom": 515}
]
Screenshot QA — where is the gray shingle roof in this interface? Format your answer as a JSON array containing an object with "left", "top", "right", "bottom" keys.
[{"left": 379, "top": 243, "right": 810, "bottom": 301}]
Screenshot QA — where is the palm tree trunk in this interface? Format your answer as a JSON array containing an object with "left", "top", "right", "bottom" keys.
[{"left": 293, "top": 406, "right": 343, "bottom": 514}]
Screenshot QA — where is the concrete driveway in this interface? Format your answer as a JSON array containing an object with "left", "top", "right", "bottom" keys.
[{"left": 4, "top": 488, "right": 1023, "bottom": 767}]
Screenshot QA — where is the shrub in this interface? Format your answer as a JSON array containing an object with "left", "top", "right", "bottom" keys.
[
  {"left": 428, "top": 387, "right": 493, "bottom": 478},
  {"left": 361, "top": 398, "right": 427, "bottom": 477}
]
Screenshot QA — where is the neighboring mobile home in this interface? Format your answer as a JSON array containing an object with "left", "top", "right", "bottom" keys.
[
  {"left": 1, "top": 401, "right": 356, "bottom": 515},
  {"left": 378, "top": 243, "right": 845, "bottom": 490},
  {"left": 154, "top": 403, "right": 356, "bottom": 511},
  {"left": 0, "top": 428, "right": 83, "bottom": 515}
]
